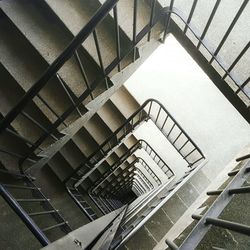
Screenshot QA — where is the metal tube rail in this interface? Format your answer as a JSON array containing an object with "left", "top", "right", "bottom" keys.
[
  {"left": 80, "top": 139, "right": 173, "bottom": 188},
  {"left": 0, "top": 184, "right": 50, "bottom": 247},
  {"left": 68, "top": 98, "right": 203, "bottom": 185},
  {"left": 88, "top": 140, "right": 172, "bottom": 192},
  {"left": 0, "top": 0, "right": 119, "bottom": 134}
]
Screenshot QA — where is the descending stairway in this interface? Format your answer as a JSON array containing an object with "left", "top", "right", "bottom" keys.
[{"left": 0, "top": 0, "right": 249, "bottom": 249}]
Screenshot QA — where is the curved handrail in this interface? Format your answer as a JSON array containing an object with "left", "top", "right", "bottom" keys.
[
  {"left": 83, "top": 139, "right": 173, "bottom": 190},
  {"left": 94, "top": 157, "right": 157, "bottom": 196},
  {"left": 67, "top": 98, "right": 203, "bottom": 185},
  {"left": 135, "top": 168, "right": 154, "bottom": 190},
  {"left": 137, "top": 157, "right": 162, "bottom": 185},
  {"left": 94, "top": 159, "right": 139, "bottom": 195}
]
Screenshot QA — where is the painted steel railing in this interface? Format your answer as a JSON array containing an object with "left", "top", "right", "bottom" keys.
[
  {"left": 86, "top": 139, "right": 174, "bottom": 193},
  {"left": 165, "top": 155, "right": 250, "bottom": 250},
  {"left": 97, "top": 157, "right": 161, "bottom": 196},
  {"left": 0, "top": 0, "right": 248, "bottom": 178},
  {"left": 0, "top": 0, "right": 167, "bottom": 171},
  {"left": 0, "top": 169, "right": 71, "bottom": 247},
  {"left": 67, "top": 99, "right": 203, "bottom": 186}
]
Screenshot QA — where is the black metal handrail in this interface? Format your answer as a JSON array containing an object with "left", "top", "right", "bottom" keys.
[
  {"left": 168, "top": 0, "right": 250, "bottom": 121},
  {"left": 94, "top": 159, "right": 138, "bottom": 196},
  {"left": 67, "top": 99, "right": 203, "bottom": 185},
  {"left": 138, "top": 157, "right": 162, "bottom": 185},
  {"left": 85, "top": 205, "right": 128, "bottom": 250},
  {"left": 1, "top": 0, "right": 169, "bottom": 172},
  {"left": 0, "top": 171, "right": 71, "bottom": 246},
  {"left": 98, "top": 157, "right": 162, "bottom": 196},
  {"left": 95, "top": 159, "right": 154, "bottom": 196},
  {"left": 166, "top": 159, "right": 250, "bottom": 249},
  {"left": 0, "top": 0, "right": 248, "bottom": 178},
  {"left": 85, "top": 139, "right": 173, "bottom": 193},
  {"left": 66, "top": 187, "right": 98, "bottom": 222},
  {"left": 0, "top": 184, "right": 50, "bottom": 247}
]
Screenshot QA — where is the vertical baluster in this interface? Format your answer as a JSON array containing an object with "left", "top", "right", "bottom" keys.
[
  {"left": 147, "top": 0, "right": 156, "bottom": 41},
  {"left": 209, "top": 0, "right": 248, "bottom": 64},
  {"left": 93, "top": 30, "right": 109, "bottom": 89},
  {"left": 155, "top": 106, "right": 161, "bottom": 123},
  {"left": 113, "top": 5, "right": 121, "bottom": 71},
  {"left": 183, "top": 0, "right": 198, "bottom": 34},
  {"left": 133, "top": 0, "right": 138, "bottom": 62},
  {"left": 74, "top": 50, "right": 94, "bottom": 100},
  {"left": 197, "top": 0, "right": 221, "bottom": 49},
  {"left": 162, "top": 0, "right": 175, "bottom": 42}
]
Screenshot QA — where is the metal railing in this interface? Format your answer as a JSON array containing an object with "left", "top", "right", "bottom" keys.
[
  {"left": 68, "top": 98, "right": 203, "bottom": 186},
  {"left": 165, "top": 157, "right": 250, "bottom": 249},
  {"left": 138, "top": 157, "right": 162, "bottom": 186},
  {"left": 86, "top": 140, "right": 174, "bottom": 193},
  {"left": 111, "top": 162, "right": 205, "bottom": 249},
  {"left": 0, "top": 169, "right": 71, "bottom": 246},
  {"left": 0, "top": 0, "right": 169, "bottom": 172},
  {"left": 66, "top": 187, "right": 98, "bottom": 222},
  {"left": 85, "top": 205, "right": 128, "bottom": 250},
  {"left": 97, "top": 157, "right": 162, "bottom": 196},
  {"left": 0, "top": 0, "right": 248, "bottom": 179},
  {"left": 168, "top": 0, "right": 250, "bottom": 122}
]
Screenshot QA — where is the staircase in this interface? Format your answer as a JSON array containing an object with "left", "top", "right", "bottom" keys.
[{"left": 0, "top": 0, "right": 249, "bottom": 249}]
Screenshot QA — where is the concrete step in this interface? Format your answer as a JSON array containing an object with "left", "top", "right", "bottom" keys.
[
  {"left": 0, "top": 11, "right": 80, "bottom": 127},
  {"left": 106, "top": 152, "right": 120, "bottom": 167},
  {"left": 122, "top": 169, "right": 211, "bottom": 250},
  {"left": 72, "top": 127, "right": 99, "bottom": 158},
  {"left": 44, "top": 0, "right": 133, "bottom": 75},
  {"left": 59, "top": 139, "right": 87, "bottom": 170},
  {"left": 83, "top": 113, "right": 113, "bottom": 145},
  {"left": 114, "top": 144, "right": 129, "bottom": 158},
  {"left": 110, "top": 86, "right": 141, "bottom": 119},
  {"left": 97, "top": 100, "right": 127, "bottom": 132},
  {"left": 0, "top": 64, "right": 61, "bottom": 150},
  {"left": 0, "top": 0, "right": 105, "bottom": 104},
  {"left": 47, "top": 152, "right": 74, "bottom": 182}
]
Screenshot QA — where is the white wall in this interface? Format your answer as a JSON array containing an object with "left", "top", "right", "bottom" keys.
[{"left": 125, "top": 35, "right": 250, "bottom": 181}]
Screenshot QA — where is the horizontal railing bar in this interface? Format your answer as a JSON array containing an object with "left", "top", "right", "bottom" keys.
[
  {"left": 16, "top": 198, "right": 48, "bottom": 202},
  {"left": 228, "top": 186, "right": 250, "bottom": 194},
  {"left": 165, "top": 238, "right": 178, "bottom": 250},
  {"left": 28, "top": 210, "right": 58, "bottom": 217},
  {"left": 228, "top": 169, "right": 239, "bottom": 176},
  {"left": 236, "top": 153, "right": 250, "bottom": 162},
  {"left": 206, "top": 217, "right": 250, "bottom": 236},
  {"left": 0, "top": 184, "right": 50, "bottom": 246},
  {"left": 42, "top": 222, "right": 67, "bottom": 232},
  {"left": 207, "top": 190, "right": 222, "bottom": 196},
  {"left": 192, "top": 214, "right": 202, "bottom": 220},
  {"left": 2, "top": 184, "right": 40, "bottom": 190}
]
